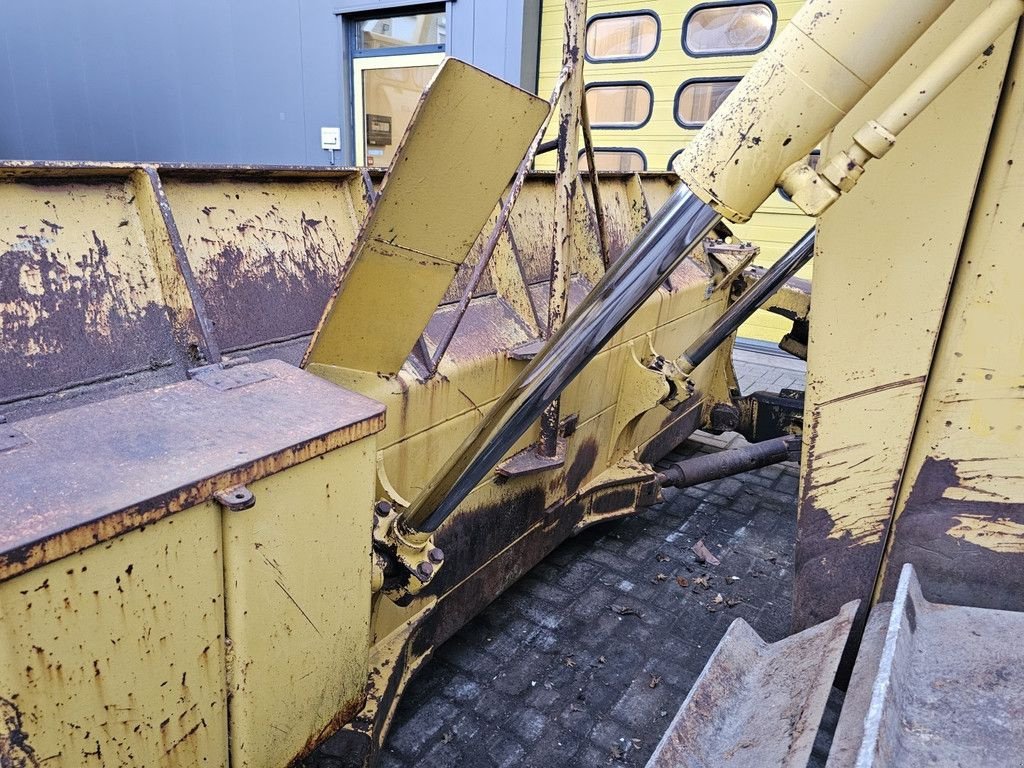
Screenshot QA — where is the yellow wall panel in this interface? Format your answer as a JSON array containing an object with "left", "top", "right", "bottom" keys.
[{"left": 537, "top": 0, "right": 813, "bottom": 341}]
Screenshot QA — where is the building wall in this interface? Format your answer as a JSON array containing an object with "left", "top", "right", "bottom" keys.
[
  {"left": 537, "top": 0, "right": 813, "bottom": 342},
  {"left": 0, "top": 0, "right": 540, "bottom": 166}
]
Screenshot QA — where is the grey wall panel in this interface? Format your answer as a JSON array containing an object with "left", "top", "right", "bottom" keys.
[{"left": 0, "top": 0, "right": 542, "bottom": 165}]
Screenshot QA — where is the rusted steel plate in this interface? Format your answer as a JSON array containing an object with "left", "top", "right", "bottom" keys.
[
  {"left": 647, "top": 600, "right": 858, "bottom": 768},
  {"left": 0, "top": 359, "right": 384, "bottom": 581},
  {"left": 827, "top": 564, "right": 1024, "bottom": 767},
  {"left": 160, "top": 171, "right": 365, "bottom": 357},
  {"left": 0, "top": 173, "right": 189, "bottom": 408}
]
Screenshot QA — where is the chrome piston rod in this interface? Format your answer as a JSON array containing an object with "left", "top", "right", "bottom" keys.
[
  {"left": 679, "top": 228, "right": 815, "bottom": 373},
  {"left": 403, "top": 186, "right": 720, "bottom": 533}
]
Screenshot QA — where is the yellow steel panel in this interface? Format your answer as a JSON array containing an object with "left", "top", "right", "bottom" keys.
[
  {"left": 0, "top": 173, "right": 183, "bottom": 398},
  {"left": 161, "top": 175, "right": 365, "bottom": 353},
  {"left": 875, "top": 42, "right": 1024, "bottom": 609},
  {"left": 223, "top": 443, "right": 376, "bottom": 768},
  {"left": 0, "top": 503, "right": 227, "bottom": 767},
  {"left": 305, "top": 59, "right": 548, "bottom": 375},
  {"left": 794, "top": 3, "right": 1013, "bottom": 629}
]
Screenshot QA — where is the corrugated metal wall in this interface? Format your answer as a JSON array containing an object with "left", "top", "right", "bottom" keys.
[{"left": 0, "top": 0, "right": 540, "bottom": 165}]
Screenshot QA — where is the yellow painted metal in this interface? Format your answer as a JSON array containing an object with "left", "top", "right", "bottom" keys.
[
  {"left": 794, "top": 3, "right": 1016, "bottom": 628},
  {"left": 0, "top": 503, "right": 228, "bottom": 767},
  {"left": 779, "top": 0, "right": 1024, "bottom": 217},
  {"left": 673, "top": 0, "right": 956, "bottom": 221},
  {"left": 0, "top": 157, "right": 746, "bottom": 765},
  {"left": 161, "top": 175, "right": 366, "bottom": 340},
  {"left": 548, "top": 0, "right": 586, "bottom": 335},
  {"left": 305, "top": 59, "right": 548, "bottom": 375},
  {"left": 873, "top": 34, "right": 1024, "bottom": 609},
  {"left": 0, "top": 171, "right": 180, "bottom": 386},
  {"left": 223, "top": 442, "right": 377, "bottom": 768},
  {"left": 610, "top": 336, "right": 674, "bottom": 444},
  {"left": 536, "top": 0, "right": 813, "bottom": 341}
]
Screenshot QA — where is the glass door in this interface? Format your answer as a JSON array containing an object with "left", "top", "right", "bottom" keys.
[
  {"left": 353, "top": 53, "right": 444, "bottom": 166},
  {"left": 350, "top": 8, "right": 446, "bottom": 167}
]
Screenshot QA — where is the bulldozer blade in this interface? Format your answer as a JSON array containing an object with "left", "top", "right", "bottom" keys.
[
  {"left": 827, "top": 564, "right": 1024, "bottom": 767},
  {"left": 647, "top": 599, "right": 858, "bottom": 768}
]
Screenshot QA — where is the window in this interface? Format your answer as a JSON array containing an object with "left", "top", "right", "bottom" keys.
[
  {"left": 579, "top": 148, "right": 647, "bottom": 173},
  {"left": 355, "top": 9, "right": 446, "bottom": 54},
  {"left": 585, "top": 12, "right": 660, "bottom": 62},
  {"left": 675, "top": 78, "right": 739, "bottom": 127},
  {"left": 683, "top": 2, "right": 775, "bottom": 57},
  {"left": 585, "top": 82, "right": 653, "bottom": 129}
]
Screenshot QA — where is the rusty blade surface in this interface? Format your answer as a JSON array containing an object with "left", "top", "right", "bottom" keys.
[
  {"left": 828, "top": 564, "right": 1024, "bottom": 767},
  {"left": 647, "top": 599, "right": 858, "bottom": 768}
]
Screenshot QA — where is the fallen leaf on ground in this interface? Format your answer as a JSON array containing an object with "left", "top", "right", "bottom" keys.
[
  {"left": 656, "top": 553, "right": 670, "bottom": 562},
  {"left": 694, "top": 575, "right": 711, "bottom": 589},
  {"left": 564, "top": 656, "right": 576, "bottom": 668},
  {"left": 653, "top": 573, "right": 668, "bottom": 583},
  {"left": 726, "top": 597, "right": 742, "bottom": 607},
  {"left": 726, "top": 575, "right": 741, "bottom": 584},
  {"left": 612, "top": 604, "right": 643, "bottom": 618},
  {"left": 712, "top": 593, "right": 724, "bottom": 604},
  {"left": 442, "top": 730, "right": 454, "bottom": 744},
  {"left": 675, "top": 576, "right": 689, "bottom": 587},
  {"left": 691, "top": 540, "right": 721, "bottom": 566},
  {"left": 649, "top": 675, "right": 661, "bottom": 689}
]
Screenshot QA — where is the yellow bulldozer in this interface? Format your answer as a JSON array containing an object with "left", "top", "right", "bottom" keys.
[{"left": 1, "top": 0, "right": 1022, "bottom": 766}]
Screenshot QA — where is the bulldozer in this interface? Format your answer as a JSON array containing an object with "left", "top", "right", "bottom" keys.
[{"left": 1, "top": 0, "right": 1022, "bottom": 766}]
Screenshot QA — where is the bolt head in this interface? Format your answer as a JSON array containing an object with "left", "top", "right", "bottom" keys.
[
  {"left": 375, "top": 500, "right": 393, "bottom": 516},
  {"left": 428, "top": 547, "right": 445, "bottom": 564},
  {"left": 416, "top": 561, "right": 434, "bottom": 580}
]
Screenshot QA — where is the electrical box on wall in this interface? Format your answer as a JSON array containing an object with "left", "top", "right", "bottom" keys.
[{"left": 320, "top": 127, "right": 341, "bottom": 150}]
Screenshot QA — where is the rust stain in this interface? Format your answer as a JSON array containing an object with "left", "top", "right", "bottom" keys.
[
  {"left": 289, "top": 694, "right": 366, "bottom": 767},
  {"left": 565, "top": 438, "right": 599, "bottom": 497},
  {"left": 879, "top": 456, "right": 1024, "bottom": 611},
  {"left": 1, "top": 696, "right": 39, "bottom": 768},
  {"left": 793, "top": 413, "right": 898, "bottom": 631},
  {"left": 0, "top": 225, "right": 181, "bottom": 405}
]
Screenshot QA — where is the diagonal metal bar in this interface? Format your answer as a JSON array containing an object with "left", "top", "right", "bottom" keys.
[{"left": 423, "top": 60, "right": 575, "bottom": 377}]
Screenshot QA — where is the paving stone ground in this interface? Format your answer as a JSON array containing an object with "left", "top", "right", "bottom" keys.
[
  {"left": 381, "top": 454, "right": 799, "bottom": 768},
  {"left": 379, "top": 349, "right": 805, "bottom": 768}
]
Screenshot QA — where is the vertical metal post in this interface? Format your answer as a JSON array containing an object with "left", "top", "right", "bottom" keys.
[{"left": 541, "top": 0, "right": 587, "bottom": 457}]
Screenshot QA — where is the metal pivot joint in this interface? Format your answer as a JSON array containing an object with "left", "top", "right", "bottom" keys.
[{"left": 371, "top": 500, "right": 445, "bottom": 602}]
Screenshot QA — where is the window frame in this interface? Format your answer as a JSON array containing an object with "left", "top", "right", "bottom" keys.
[
  {"left": 681, "top": 1, "right": 777, "bottom": 59},
  {"left": 584, "top": 10, "right": 662, "bottom": 64},
  {"left": 667, "top": 148, "right": 684, "bottom": 172},
  {"left": 577, "top": 147, "right": 649, "bottom": 173},
  {"left": 584, "top": 80, "right": 655, "bottom": 130},
  {"left": 673, "top": 76, "right": 742, "bottom": 129},
  {"left": 350, "top": 4, "right": 448, "bottom": 58}
]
